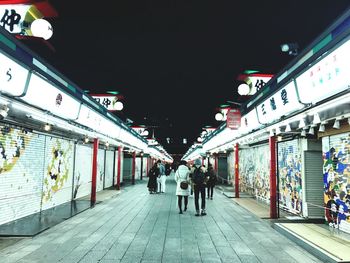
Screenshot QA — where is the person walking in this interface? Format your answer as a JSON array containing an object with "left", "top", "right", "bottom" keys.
[
  {"left": 191, "top": 158, "right": 207, "bottom": 216},
  {"left": 158, "top": 160, "right": 166, "bottom": 193},
  {"left": 147, "top": 162, "right": 159, "bottom": 194},
  {"left": 174, "top": 160, "right": 190, "bottom": 214},
  {"left": 206, "top": 164, "right": 217, "bottom": 200}
]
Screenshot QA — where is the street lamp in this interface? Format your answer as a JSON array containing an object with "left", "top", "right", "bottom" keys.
[{"left": 280, "top": 43, "right": 299, "bottom": 56}]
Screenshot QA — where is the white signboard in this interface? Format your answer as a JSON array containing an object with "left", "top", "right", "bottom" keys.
[
  {"left": 296, "top": 39, "right": 350, "bottom": 104},
  {"left": 257, "top": 81, "right": 303, "bottom": 124},
  {"left": 240, "top": 110, "right": 261, "bottom": 133},
  {"left": 92, "top": 95, "right": 121, "bottom": 111},
  {"left": 0, "top": 5, "right": 30, "bottom": 34},
  {"left": 0, "top": 52, "right": 29, "bottom": 96},
  {"left": 24, "top": 73, "right": 81, "bottom": 120}
]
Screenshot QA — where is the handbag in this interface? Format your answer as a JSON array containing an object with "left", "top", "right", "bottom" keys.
[{"left": 180, "top": 181, "right": 189, "bottom": 190}]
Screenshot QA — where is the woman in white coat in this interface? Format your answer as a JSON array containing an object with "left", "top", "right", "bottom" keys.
[{"left": 175, "top": 160, "right": 190, "bottom": 214}]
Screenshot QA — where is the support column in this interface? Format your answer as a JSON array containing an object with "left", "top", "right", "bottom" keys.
[
  {"left": 132, "top": 152, "right": 136, "bottom": 185},
  {"left": 269, "top": 136, "right": 277, "bottom": 219},
  {"left": 91, "top": 138, "right": 99, "bottom": 206},
  {"left": 140, "top": 154, "right": 144, "bottom": 180},
  {"left": 116, "top": 146, "right": 122, "bottom": 190},
  {"left": 234, "top": 143, "right": 239, "bottom": 198}
]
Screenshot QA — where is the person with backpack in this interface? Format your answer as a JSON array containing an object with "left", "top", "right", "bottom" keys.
[
  {"left": 206, "top": 164, "right": 217, "bottom": 200},
  {"left": 191, "top": 158, "right": 207, "bottom": 216}
]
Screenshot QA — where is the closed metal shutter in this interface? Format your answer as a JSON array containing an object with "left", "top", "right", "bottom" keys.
[
  {"left": 73, "top": 144, "right": 92, "bottom": 199},
  {"left": 239, "top": 144, "right": 270, "bottom": 203},
  {"left": 96, "top": 149, "right": 105, "bottom": 192},
  {"left": 123, "top": 157, "right": 132, "bottom": 180},
  {"left": 304, "top": 151, "right": 324, "bottom": 218},
  {"left": 135, "top": 158, "right": 141, "bottom": 180},
  {"left": 277, "top": 139, "right": 302, "bottom": 215},
  {"left": 0, "top": 129, "right": 45, "bottom": 225},
  {"left": 41, "top": 137, "right": 75, "bottom": 210},
  {"left": 227, "top": 151, "right": 235, "bottom": 185},
  {"left": 218, "top": 157, "right": 227, "bottom": 184},
  {"left": 104, "top": 150, "right": 114, "bottom": 188}
]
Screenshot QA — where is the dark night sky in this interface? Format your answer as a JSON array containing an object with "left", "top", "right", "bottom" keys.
[{"left": 22, "top": 1, "right": 350, "bottom": 154}]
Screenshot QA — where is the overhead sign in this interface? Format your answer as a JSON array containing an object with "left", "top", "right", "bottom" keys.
[
  {"left": 296, "top": 39, "right": 350, "bottom": 104},
  {"left": 0, "top": 5, "right": 30, "bottom": 34},
  {"left": 226, "top": 109, "right": 241, "bottom": 130},
  {"left": 237, "top": 73, "right": 274, "bottom": 95},
  {"left": 257, "top": 81, "right": 303, "bottom": 124},
  {"left": 24, "top": 73, "right": 81, "bottom": 120},
  {"left": 91, "top": 94, "right": 123, "bottom": 111},
  {"left": 0, "top": 51, "right": 29, "bottom": 96}
]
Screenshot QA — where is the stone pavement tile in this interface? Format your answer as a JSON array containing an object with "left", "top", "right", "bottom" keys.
[
  {"left": 181, "top": 257, "right": 202, "bottom": 263},
  {"left": 216, "top": 246, "right": 240, "bottom": 260},
  {"left": 201, "top": 258, "right": 222, "bottom": 263},
  {"left": 237, "top": 255, "right": 260, "bottom": 263},
  {"left": 79, "top": 250, "right": 106, "bottom": 262},
  {"left": 102, "top": 243, "right": 129, "bottom": 260},
  {"left": 99, "top": 259, "right": 121, "bottom": 263},
  {"left": 162, "top": 254, "right": 181, "bottom": 263},
  {"left": 120, "top": 256, "right": 142, "bottom": 263},
  {"left": 229, "top": 241, "right": 254, "bottom": 256}
]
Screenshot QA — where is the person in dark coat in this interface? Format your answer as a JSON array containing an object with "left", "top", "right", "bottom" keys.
[
  {"left": 147, "top": 162, "right": 159, "bottom": 194},
  {"left": 206, "top": 164, "right": 217, "bottom": 200}
]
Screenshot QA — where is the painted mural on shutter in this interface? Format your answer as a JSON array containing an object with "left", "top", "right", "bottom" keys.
[
  {"left": 322, "top": 133, "right": 350, "bottom": 234},
  {"left": 104, "top": 150, "right": 114, "bottom": 188},
  {"left": 0, "top": 129, "right": 45, "bottom": 225},
  {"left": 96, "top": 149, "right": 105, "bottom": 192},
  {"left": 277, "top": 139, "right": 302, "bottom": 215},
  {"left": 73, "top": 144, "right": 92, "bottom": 199},
  {"left": 227, "top": 151, "right": 235, "bottom": 185},
  {"left": 41, "top": 137, "right": 74, "bottom": 210},
  {"left": 239, "top": 144, "right": 270, "bottom": 203}
]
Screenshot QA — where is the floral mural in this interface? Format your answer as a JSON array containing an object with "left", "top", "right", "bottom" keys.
[
  {"left": 42, "top": 138, "right": 73, "bottom": 204},
  {"left": 0, "top": 127, "right": 32, "bottom": 174},
  {"left": 278, "top": 140, "right": 302, "bottom": 215},
  {"left": 323, "top": 134, "right": 350, "bottom": 233},
  {"left": 239, "top": 145, "right": 270, "bottom": 202}
]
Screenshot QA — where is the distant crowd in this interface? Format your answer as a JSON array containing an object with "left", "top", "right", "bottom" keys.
[{"left": 147, "top": 159, "right": 217, "bottom": 216}]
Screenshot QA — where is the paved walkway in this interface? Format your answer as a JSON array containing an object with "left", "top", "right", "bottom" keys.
[{"left": 0, "top": 176, "right": 322, "bottom": 263}]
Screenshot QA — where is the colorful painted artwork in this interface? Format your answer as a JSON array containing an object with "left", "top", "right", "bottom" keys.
[
  {"left": 42, "top": 138, "right": 74, "bottom": 205},
  {"left": 0, "top": 127, "right": 32, "bottom": 174},
  {"left": 278, "top": 140, "right": 302, "bottom": 215},
  {"left": 0, "top": 129, "right": 45, "bottom": 225},
  {"left": 239, "top": 145, "right": 270, "bottom": 202},
  {"left": 323, "top": 134, "right": 350, "bottom": 234}
]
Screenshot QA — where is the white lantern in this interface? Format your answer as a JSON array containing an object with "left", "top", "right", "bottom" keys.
[
  {"left": 238, "top": 83, "right": 250, "bottom": 95},
  {"left": 215, "top": 112, "right": 223, "bottom": 121},
  {"left": 115, "top": 101, "right": 124, "bottom": 111},
  {"left": 30, "top": 19, "right": 53, "bottom": 40}
]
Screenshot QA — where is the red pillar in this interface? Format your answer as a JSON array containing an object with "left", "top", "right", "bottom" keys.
[
  {"left": 91, "top": 138, "right": 99, "bottom": 205},
  {"left": 269, "top": 136, "right": 277, "bottom": 219},
  {"left": 132, "top": 152, "right": 136, "bottom": 185},
  {"left": 116, "top": 146, "right": 122, "bottom": 190},
  {"left": 234, "top": 143, "right": 239, "bottom": 198}
]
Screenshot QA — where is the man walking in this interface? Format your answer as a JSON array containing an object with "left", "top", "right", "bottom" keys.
[{"left": 191, "top": 158, "right": 207, "bottom": 216}]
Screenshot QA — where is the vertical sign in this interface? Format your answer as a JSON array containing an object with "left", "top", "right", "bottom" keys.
[{"left": 226, "top": 109, "right": 241, "bottom": 130}]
